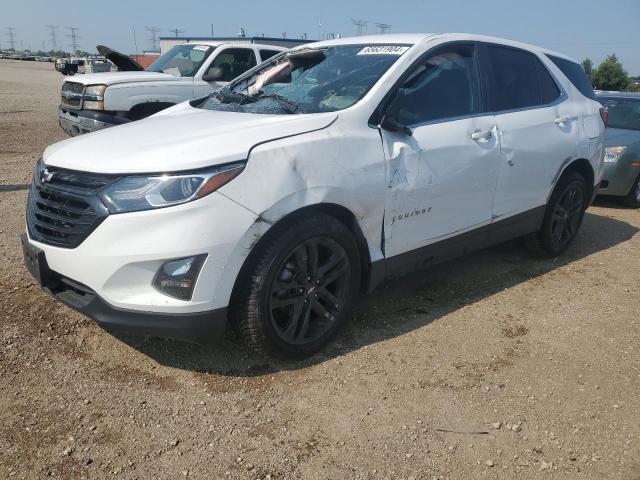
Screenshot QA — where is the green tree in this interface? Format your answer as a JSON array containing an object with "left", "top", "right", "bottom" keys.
[
  {"left": 581, "top": 58, "right": 594, "bottom": 81},
  {"left": 592, "top": 54, "right": 630, "bottom": 91}
]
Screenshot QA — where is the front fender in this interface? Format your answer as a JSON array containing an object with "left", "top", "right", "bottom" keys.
[{"left": 219, "top": 122, "right": 387, "bottom": 265}]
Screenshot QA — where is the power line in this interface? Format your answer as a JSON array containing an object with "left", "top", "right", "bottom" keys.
[
  {"left": 376, "top": 23, "right": 391, "bottom": 34},
  {"left": 6, "top": 27, "right": 16, "bottom": 51},
  {"left": 67, "top": 27, "right": 80, "bottom": 54},
  {"left": 45, "top": 24, "right": 58, "bottom": 51},
  {"left": 350, "top": 18, "right": 368, "bottom": 36},
  {"left": 145, "top": 27, "right": 160, "bottom": 51},
  {"left": 169, "top": 28, "right": 184, "bottom": 38},
  {"left": 132, "top": 25, "right": 138, "bottom": 55}
]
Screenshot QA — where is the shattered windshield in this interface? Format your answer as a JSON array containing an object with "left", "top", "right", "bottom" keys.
[
  {"left": 198, "top": 45, "right": 409, "bottom": 114},
  {"left": 147, "top": 44, "right": 214, "bottom": 77}
]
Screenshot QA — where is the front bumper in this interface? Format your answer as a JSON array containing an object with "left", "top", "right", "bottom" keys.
[
  {"left": 22, "top": 233, "right": 226, "bottom": 343},
  {"left": 598, "top": 160, "right": 640, "bottom": 197},
  {"left": 58, "top": 106, "right": 130, "bottom": 136},
  {"left": 25, "top": 191, "right": 258, "bottom": 313}
]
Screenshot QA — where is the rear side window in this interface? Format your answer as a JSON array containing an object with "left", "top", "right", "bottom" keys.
[
  {"left": 210, "top": 48, "right": 257, "bottom": 82},
  {"left": 486, "top": 45, "right": 560, "bottom": 111},
  {"left": 392, "top": 43, "right": 482, "bottom": 125},
  {"left": 546, "top": 55, "right": 595, "bottom": 100},
  {"left": 260, "top": 49, "right": 282, "bottom": 61}
]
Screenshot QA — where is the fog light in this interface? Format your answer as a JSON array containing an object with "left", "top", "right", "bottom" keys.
[{"left": 153, "top": 254, "right": 207, "bottom": 300}]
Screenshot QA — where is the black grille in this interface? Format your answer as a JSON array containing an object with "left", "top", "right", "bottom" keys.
[
  {"left": 61, "top": 81, "right": 84, "bottom": 109},
  {"left": 26, "top": 163, "right": 115, "bottom": 248}
]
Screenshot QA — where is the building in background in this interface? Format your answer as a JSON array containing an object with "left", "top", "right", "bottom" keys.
[{"left": 129, "top": 50, "right": 160, "bottom": 68}]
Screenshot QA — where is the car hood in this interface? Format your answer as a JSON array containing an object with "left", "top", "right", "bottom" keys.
[
  {"left": 43, "top": 105, "right": 338, "bottom": 174},
  {"left": 64, "top": 71, "right": 188, "bottom": 86},
  {"left": 604, "top": 128, "right": 640, "bottom": 147},
  {"left": 96, "top": 45, "right": 144, "bottom": 71}
]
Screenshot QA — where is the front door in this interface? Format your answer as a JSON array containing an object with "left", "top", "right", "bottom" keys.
[{"left": 380, "top": 42, "right": 501, "bottom": 258}]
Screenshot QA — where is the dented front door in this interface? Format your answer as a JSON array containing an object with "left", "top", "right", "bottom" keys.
[{"left": 381, "top": 116, "right": 501, "bottom": 258}]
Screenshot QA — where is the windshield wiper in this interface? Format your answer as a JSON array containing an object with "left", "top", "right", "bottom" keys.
[
  {"left": 256, "top": 93, "right": 304, "bottom": 113},
  {"left": 212, "top": 89, "right": 249, "bottom": 104}
]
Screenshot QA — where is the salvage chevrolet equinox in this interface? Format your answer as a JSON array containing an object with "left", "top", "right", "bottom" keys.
[{"left": 23, "top": 34, "right": 605, "bottom": 358}]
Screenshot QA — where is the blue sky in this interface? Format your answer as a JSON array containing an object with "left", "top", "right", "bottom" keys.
[{"left": 3, "top": 0, "right": 640, "bottom": 74}]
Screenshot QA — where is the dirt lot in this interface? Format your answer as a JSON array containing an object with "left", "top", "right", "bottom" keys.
[{"left": 1, "top": 60, "right": 639, "bottom": 480}]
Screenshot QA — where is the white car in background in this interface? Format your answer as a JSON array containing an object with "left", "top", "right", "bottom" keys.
[
  {"left": 24, "top": 33, "right": 605, "bottom": 358},
  {"left": 57, "top": 42, "right": 293, "bottom": 136}
]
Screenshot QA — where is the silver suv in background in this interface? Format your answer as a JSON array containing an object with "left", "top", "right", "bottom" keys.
[{"left": 596, "top": 91, "right": 640, "bottom": 207}]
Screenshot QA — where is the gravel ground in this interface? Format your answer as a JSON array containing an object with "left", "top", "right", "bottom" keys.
[{"left": 1, "top": 60, "right": 639, "bottom": 480}]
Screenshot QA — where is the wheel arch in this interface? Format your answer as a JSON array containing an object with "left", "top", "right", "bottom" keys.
[
  {"left": 230, "top": 203, "right": 374, "bottom": 303},
  {"left": 127, "top": 101, "right": 176, "bottom": 121},
  {"left": 553, "top": 158, "right": 595, "bottom": 202}
]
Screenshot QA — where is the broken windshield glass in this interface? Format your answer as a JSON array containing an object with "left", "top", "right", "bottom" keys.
[{"left": 198, "top": 45, "right": 408, "bottom": 115}]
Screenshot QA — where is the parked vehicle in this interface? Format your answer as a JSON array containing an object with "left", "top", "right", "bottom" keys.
[
  {"left": 55, "top": 57, "right": 87, "bottom": 75},
  {"left": 57, "top": 41, "right": 296, "bottom": 136},
  {"left": 596, "top": 91, "right": 640, "bottom": 207},
  {"left": 23, "top": 34, "right": 605, "bottom": 358}
]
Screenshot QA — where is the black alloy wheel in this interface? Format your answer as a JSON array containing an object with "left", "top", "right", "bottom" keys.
[
  {"left": 549, "top": 182, "right": 585, "bottom": 250},
  {"left": 231, "top": 212, "right": 360, "bottom": 358},
  {"left": 523, "top": 171, "right": 588, "bottom": 257},
  {"left": 269, "top": 237, "right": 350, "bottom": 345}
]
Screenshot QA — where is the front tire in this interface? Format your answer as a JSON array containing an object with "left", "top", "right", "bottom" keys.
[
  {"left": 230, "top": 213, "right": 360, "bottom": 359},
  {"left": 619, "top": 174, "right": 640, "bottom": 208},
  {"left": 523, "top": 171, "right": 588, "bottom": 257}
]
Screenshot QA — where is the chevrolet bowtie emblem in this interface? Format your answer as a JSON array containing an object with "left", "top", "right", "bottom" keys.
[{"left": 41, "top": 168, "right": 55, "bottom": 183}]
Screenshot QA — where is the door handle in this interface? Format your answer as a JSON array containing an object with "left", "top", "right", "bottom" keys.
[
  {"left": 471, "top": 130, "right": 492, "bottom": 142},
  {"left": 554, "top": 116, "right": 569, "bottom": 126}
]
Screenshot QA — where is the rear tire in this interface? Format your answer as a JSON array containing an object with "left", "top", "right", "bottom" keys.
[
  {"left": 230, "top": 213, "right": 360, "bottom": 359},
  {"left": 619, "top": 174, "right": 640, "bottom": 208},
  {"left": 523, "top": 171, "right": 588, "bottom": 257}
]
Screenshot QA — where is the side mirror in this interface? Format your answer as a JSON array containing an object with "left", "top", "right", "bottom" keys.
[
  {"left": 379, "top": 89, "right": 412, "bottom": 136},
  {"left": 380, "top": 115, "right": 413, "bottom": 136},
  {"left": 203, "top": 66, "right": 225, "bottom": 82}
]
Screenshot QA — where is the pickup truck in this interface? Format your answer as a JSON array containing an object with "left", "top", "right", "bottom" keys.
[{"left": 58, "top": 41, "right": 291, "bottom": 136}]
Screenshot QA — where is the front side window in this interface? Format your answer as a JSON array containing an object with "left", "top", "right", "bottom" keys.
[
  {"left": 198, "top": 44, "right": 408, "bottom": 115},
  {"left": 207, "top": 48, "right": 257, "bottom": 82},
  {"left": 487, "top": 45, "right": 560, "bottom": 111},
  {"left": 147, "top": 44, "right": 214, "bottom": 77},
  {"left": 391, "top": 43, "right": 482, "bottom": 126},
  {"left": 598, "top": 97, "right": 640, "bottom": 131}
]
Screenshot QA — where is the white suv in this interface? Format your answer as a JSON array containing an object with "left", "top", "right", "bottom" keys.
[{"left": 23, "top": 34, "right": 605, "bottom": 358}]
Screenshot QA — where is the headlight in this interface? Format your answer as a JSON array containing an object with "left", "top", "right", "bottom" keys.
[
  {"left": 99, "top": 162, "right": 245, "bottom": 213},
  {"left": 83, "top": 84, "right": 106, "bottom": 110},
  {"left": 604, "top": 146, "right": 626, "bottom": 163}
]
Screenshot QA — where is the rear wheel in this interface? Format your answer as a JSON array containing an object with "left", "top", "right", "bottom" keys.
[
  {"left": 619, "top": 174, "right": 640, "bottom": 208},
  {"left": 523, "top": 172, "right": 588, "bottom": 257},
  {"left": 230, "top": 213, "right": 360, "bottom": 358}
]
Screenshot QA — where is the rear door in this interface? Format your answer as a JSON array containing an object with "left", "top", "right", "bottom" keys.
[
  {"left": 482, "top": 44, "right": 580, "bottom": 218},
  {"left": 259, "top": 49, "right": 283, "bottom": 62},
  {"left": 381, "top": 42, "right": 501, "bottom": 257}
]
